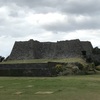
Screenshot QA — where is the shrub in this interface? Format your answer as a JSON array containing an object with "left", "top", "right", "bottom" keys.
[
  {"left": 59, "top": 68, "right": 73, "bottom": 75},
  {"left": 53, "top": 62, "right": 96, "bottom": 76},
  {"left": 54, "top": 64, "right": 64, "bottom": 74},
  {"left": 0, "top": 56, "right": 5, "bottom": 62},
  {"left": 58, "top": 63, "right": 84, "bottom": 76},
  {"left": 96, "top": 65, "right": 100, "bottom": 71},
  {"left": 84, "top": 63, "right": 96, "bottom": 74}
]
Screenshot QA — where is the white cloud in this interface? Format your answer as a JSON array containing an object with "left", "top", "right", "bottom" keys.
[
  {"left": 25, "top": 12, "right": 66, "bottom": 26},
  {"left": 0, "top": 0, "right": 100, "bottom": 57},
  {"left": 0, "top": 36, "right": 15, "bottom": 57},
  {"left": 62, "top": 29, "right": 100, "bottom": 48}
]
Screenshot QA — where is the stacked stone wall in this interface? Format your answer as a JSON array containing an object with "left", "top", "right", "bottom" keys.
[
  {"left": 0, "top": 63, "right": 52, "bottom": 76},
  {"left": 9, "top": 41, "right": 34, "bottom": 60},
  {"left": 40, "top": 42, "right": 56, "bottom": 58},
  {"left": 56, "top": 39, "right": 83, "bottom": 58},
  {"left": 8, "top": 39, "right": 93, "bottom": 60},
  {"left": 81, "top": 41, "right": 93, "bottom": 56}
]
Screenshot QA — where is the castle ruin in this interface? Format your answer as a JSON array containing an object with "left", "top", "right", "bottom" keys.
[{"left": 8, "top": 39, "right": 93, "bottom": 60}]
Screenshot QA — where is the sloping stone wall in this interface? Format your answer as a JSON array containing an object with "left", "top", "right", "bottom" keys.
[
  {"left": 8, "top": 39, "right": 93, "bottom": 60},
  {"left": 56, "top": 39, "right": 83, "bottom": 58},
  {"left": 81, "top": 41, "right": 93, "bottom": 56}
]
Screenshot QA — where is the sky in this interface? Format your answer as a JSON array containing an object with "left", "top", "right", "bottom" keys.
[{"left": 0, "top": 0, "right": 100, "bottom": 57}]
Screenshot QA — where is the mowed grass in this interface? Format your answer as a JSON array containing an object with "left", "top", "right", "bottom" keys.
[
  {"left": 0, "top": 75, "right": 100, "bottom": 100},
  {"left": 1, "top": 57, "right": 86, "bottom": 65}
]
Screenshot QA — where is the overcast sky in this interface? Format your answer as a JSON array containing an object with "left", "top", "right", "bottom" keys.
[{"left": 0, "top": 0, "right": 100, "bottom": 57}]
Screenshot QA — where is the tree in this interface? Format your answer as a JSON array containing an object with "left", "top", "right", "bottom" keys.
[{"left": 0, "top": 56, "right": 5, "bottom": 62}]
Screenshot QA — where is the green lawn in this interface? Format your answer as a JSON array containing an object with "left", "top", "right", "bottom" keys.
[
  {"left": 1, "top": 57, "right": 86, "bottom": 65},
  {"left": 0, "top": 75, "right": 100, "bottom": 100}
]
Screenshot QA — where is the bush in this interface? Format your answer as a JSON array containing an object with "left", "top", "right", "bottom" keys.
[
  {"left": 0, "top": 56, "right": 5, "bottom": 62},
  {"left": 96, "top": 65, "right": 100, "bottom": 71},
  {"left": 84, "top": 63, "right": 96, "bottom": 74},
  {"left": 59, "top": 68, "right": 73, "bottom": 75},
  {"left": 58, "top": 63, "right": 84, "bottom": 76},
  {"left": 54, "top": 64, "right": 64, "bottom": 74},
  {"left": 53, "top": 62, "right": 96, "bottom": 76}
]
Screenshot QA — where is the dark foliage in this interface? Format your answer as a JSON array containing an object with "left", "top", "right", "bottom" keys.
[{"left": 0, "top": 56, "right": 5, "bottom": 62}]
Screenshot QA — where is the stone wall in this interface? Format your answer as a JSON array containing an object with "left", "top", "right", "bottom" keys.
[
  {"left": 9, "top": 40, "right": 38, "bottom": 60},
  {"left": 56, "top": 39, "right": 83, "bottom": 58},
  {"left": 0, "top": 63, "right": 53, "bottom": 76},
  {"left": 8, "top": 39, "right": 93, "bottom": 60},
  {"left": 81, "top": 41, "right": 93, "bottom": 56}
]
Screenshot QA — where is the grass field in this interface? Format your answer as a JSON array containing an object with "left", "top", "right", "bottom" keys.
[
  {"left": 0, "top": 75, "right": 100, "bottom": 100},
  {"left": 1, "top": 57, "right": 87, "bottom": 65}
]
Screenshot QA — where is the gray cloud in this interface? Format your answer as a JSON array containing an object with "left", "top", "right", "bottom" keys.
[
  {"left": 0, "top": 0, "right": 100, "bottom": 57},
  {"left": 0, "top": 0, "right": 100, "bottom": 14},
  {"left": 60, "top": 0, "right": 100, "bottom": 15},
  {"left": 43, "top": 16, "right": 100, "bottom": 32},
  {"left": 0, "top": 0, "right": 100, "bottom": 34}
]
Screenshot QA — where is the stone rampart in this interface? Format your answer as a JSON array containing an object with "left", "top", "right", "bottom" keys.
[
  {"left": 0, "top": 63, "right": 53, "bottom": 76},
  {"left": 81, "top": 41, "right": 93, "bottom": 56},
  {"left": 8, "top": 39, "right": 93, "bottom": 60}
]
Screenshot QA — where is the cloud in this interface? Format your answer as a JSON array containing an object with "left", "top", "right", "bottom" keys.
[
  {"left": 0, "top": 4, "right": 66, "bottom": 38},
  {"left": 0, "top": 36, "right": 15, "bottom": 57},
  {"left": 0, "top": 0, "right": 99, "bottom": 15},
  {"left": 43, "top": 14, "right": 100, "bottom": 32},
  {"left": 60, "top": 0, "right": 100, "bottom": 15},
  {"left": 0, "top": 0, "right": 100, "bottom": 57},
  {"left": 0, "top": 4, "right": 39, "bottom": 38}
]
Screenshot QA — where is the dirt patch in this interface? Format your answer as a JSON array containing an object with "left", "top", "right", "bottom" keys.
[
  {"left": 35, "top": 91, "right": 54, "bottom": 95},
  {"left": 14, "top": 91, "right": 23, "bottom": 95},
  {"left": 13, "top": 83, "right": 20, "bottom": 85},
  {"left": 27, "top": 85, "right": 33, "bottom": 88}
]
